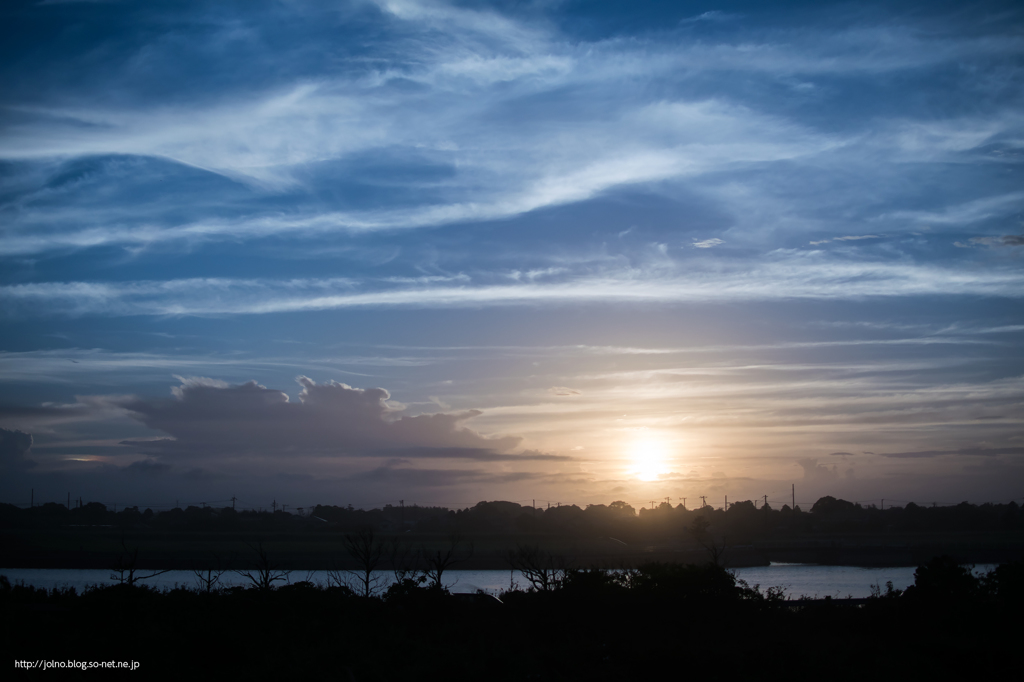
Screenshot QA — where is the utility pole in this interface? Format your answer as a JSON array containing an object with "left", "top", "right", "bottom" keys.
[
  {"left": 792, "top": 484, "right": 795, "bottom": 510},
  {"left": 682, "top": 497, "right": 686, "bottom": 509},
  {"left": 764, "top": 494, "right": 768, "bottom": 508},
  {"left": 725, "top": 495, "right": 728, "bottom": 511},
  {"left": 272, "top": 499, "right": 277, "bottom": 513},
  {"left": 700, "top": 495, "right": 707, "bottom": 508},
  {"left": 231, "top": 496, "right": 237, "bottom": 510}
]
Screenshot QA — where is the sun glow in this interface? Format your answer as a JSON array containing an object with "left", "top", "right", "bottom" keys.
[{"left": 628, "top": 436, "right": 671, "bottom": 481}]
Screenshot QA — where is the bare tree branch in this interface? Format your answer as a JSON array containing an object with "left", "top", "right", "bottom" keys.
[
  {"left": 330, "top": 526, "right": 388, "bottom": 598},
  {"left": 689, "top": 516, "right": 728, "bottom": 567},
  {"left": 505, "top": 543, "right": 568, "bottom": 592},
  {"left": 192, "top": 552, "right": 232, "bottom": 594},
  {"left": 236, "top": 541, "right": 290, "bottom": 591},
  {"left": 110, "top": 538, "right": 171, "bottom": 586},
  {"left": 421, "top": 533, "right": 473, "bottom": 591}
]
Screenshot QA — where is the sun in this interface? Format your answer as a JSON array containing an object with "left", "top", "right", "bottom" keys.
[{"left": 628, "top": 436, "right": 671, "bottom": 481}]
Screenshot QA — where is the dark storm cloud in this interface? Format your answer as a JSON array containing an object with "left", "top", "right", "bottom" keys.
[
  {"left": 878, "top": 446, "right": 1024, "bottom": 459},
  {"left": 369, "top": 447, "right": 568, "bottom": 461},
  {"left": 0, "top": 427, "right": 35, "bottom": 471},
  {"left": 0, "top": 402, "right": 93, "bottom": 420},
  {"left": 117, "top": 376, "right": 527, "bottom": 460},
  {"left": 347, "top": 464, "right": 545, "bottom": 487},
  {"left": 182, "top": 467, "right": 223, "bottom": 482},
  {"left": 955, "top": 234, "right": 1024, "bottom": 248},
  {"left": 0, "top": 394, "right": 135, "bottom": 436},
  {"left": 123, "top": 458, "right": 172, "bottom": 476}
]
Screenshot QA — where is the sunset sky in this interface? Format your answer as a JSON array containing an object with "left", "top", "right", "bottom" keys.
[{"left": 1, "top": 0, "right": 1022, "bottom": 512}]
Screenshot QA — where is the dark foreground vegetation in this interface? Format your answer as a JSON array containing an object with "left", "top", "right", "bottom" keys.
[
  {"left": 4, "top": 495, "right": 1024, "bottom": 569},
  {"left": 3, "top": 556, "right": 1021, "bottom": 679}
]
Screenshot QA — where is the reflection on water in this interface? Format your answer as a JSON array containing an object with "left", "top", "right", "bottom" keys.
[
  {"left": 0, "top": 568, "right": 513, "bottom": 596},
  {"left": 735, "top": 563, "right": 919, "bottom": 599},
  {"left": 0, "top": 563, "right": 998, "bottom": 599},
  {"left": 736, "top": 562, "right": 995, "bottom": 598}
]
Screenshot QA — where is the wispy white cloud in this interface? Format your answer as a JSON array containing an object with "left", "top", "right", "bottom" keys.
[
  {"left": 881, "top": 114, "right": 1024, "bottom": 158},
  {"left": 692, "top": 238, "right": 724, "bottom": 249},
  {"left": 679, "top": 11, "right": 741, "bottom": 25},
  {"left": 0, "top": 348, "right": 432, "bottom": 385},
  {"left": 881, "top": 192, "right": 1024, "bottom": 227},
  {"left": 3, "top": 256, "right": 1022, "bottom": 317},
  {"left": 0, "top": 97, "right": 838, "bottom": 255},
  {"left": 5, "top": 2, "right": 1022, "bottom": 257},
  {"left": 809, "top": 235, "right": 881, "bottom": 245}
]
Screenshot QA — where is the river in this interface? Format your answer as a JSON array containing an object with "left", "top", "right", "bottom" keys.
[{"left": 0, "top": 563, "right": 999, "bottom": 598}]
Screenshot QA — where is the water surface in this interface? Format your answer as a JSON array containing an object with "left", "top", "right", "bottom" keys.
[{"left": 0, "top": 563, "right": 997, "bottom": 599}]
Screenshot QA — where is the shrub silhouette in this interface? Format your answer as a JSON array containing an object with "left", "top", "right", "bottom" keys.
[{"left": 904, "top": 555, "right": 978, "bottom": 603}]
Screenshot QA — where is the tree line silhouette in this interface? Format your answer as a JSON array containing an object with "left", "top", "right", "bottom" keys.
[{"left": 3, "top": 495, "right": 1022, "bottom": 539}]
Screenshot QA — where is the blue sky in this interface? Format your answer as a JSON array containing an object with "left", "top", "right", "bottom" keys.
[{"left": 1, "top": 0, "right": 1022, "bottom": 511}]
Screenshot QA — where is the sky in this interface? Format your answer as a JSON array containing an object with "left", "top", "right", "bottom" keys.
[{"left": 1, "top": 0, "right": 1022, "bottom": 513}]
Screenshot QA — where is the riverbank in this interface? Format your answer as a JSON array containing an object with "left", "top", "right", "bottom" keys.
[{"left": 4, "top": 558, "right": 1020, "bottom": 679}]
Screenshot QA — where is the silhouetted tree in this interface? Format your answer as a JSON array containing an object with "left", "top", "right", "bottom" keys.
[
  {"left": 608, "top": 500, "right": 636, "bottom": 516},
  {"left": 981, "top": 559, "right": 1024, "bottom": 605},
  {"left": 689, "top": 516, "right": 727, "bottom": 566},
  {"left": 421, "top": 533, "right": 473, "bottom": 590},
  {"left": 505, "top": 543, "right": 567, "bottom": 591},
  {"left": 192, "top": 552, "right": 231, "bottom": 593},
  {"left": 236, "top": 542, "right": 290, "bottom": 591},
  {"left": 905, "top": 555, "right": 979, "bottom": 603},
  {"left": 869, "top": 580, "right": 903, "bottom": 599},
  {"left": 630, "top": 562, "right": 744, "bottom": 601},
  {"left": 388, "top": 535, "right": 418, "bottom": 584},
  {"left": 558, "top": 567, "right": 629, "bottom": 596},
  {"left": 110, "top": 538, "right": 170, "bottom": 586},
  {"left": 334, "top": 526, "right": 387, "bottom": 598}
]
